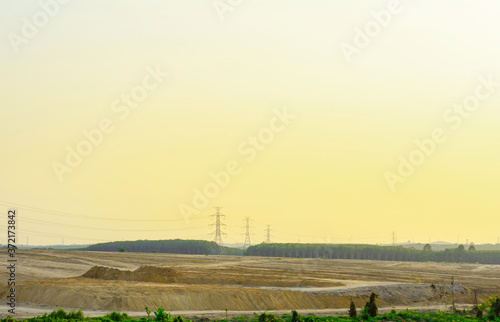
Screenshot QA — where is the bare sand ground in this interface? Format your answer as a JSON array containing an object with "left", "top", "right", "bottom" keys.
[{"left": 1, "top": 249, "right": 499, "bottom": 318}]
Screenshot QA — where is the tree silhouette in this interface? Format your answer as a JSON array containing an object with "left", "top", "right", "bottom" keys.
[
  {"left": 349, "top": 299, "right": 357, "bottom": 317},
  {"left": 364, "top": 292, "right": 378, "bottom": 317}
]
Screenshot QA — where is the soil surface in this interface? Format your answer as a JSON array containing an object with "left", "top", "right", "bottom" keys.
[{"left": 1, "top": 249, "right": 499, "bottom": 318}]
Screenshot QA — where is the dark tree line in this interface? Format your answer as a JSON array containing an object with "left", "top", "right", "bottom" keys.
[
  {"left": 245, "top": 243, "right": 500, "bottom": 264},
  {"left": 81, "top": 240, "right": 500, "bottom": 264},
  {"left": 83, "top": 239, "right": 244, "bottom": 255}
]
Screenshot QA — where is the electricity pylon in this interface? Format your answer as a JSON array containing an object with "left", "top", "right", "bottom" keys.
[
  {"left": 265, "top": 225, "right": 271, "bottom": 243},
  {"left": 243, "top": 217, "right": 252, "bottom": 249},
  {"left": 210, "top": 207, "right": 226, "bottom": 254}
]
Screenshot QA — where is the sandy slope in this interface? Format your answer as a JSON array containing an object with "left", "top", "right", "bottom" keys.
[{"left": 8, "top": 277, "right": 383, "bottom": 311}]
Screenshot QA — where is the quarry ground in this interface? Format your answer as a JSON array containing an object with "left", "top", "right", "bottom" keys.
[{"left": 1, "top": 249, "right": 500, "bottom": 319}]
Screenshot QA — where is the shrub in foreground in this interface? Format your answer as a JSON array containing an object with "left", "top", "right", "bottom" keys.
[
  {"left": 348, "top": 299, "right": 356, "bottom": 318},
  {"left": 106, "top": 311, "right": 129, "bottom": 321},
  {"left": 363, "top": 292, "right": 378, "bottom": 318}
]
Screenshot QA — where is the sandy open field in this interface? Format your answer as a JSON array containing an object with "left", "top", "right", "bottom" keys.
[{"left": 2, "top": 249, "right": 500, "bottom": 319}]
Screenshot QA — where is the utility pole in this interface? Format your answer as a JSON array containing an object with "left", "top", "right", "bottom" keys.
[
  {"left": 265, "top": 225, "right": 271, "bottom": 243},
  {"left": 243, "top": 217, "right": 252, "bottom": 249},
  {"left": 210, "top": 207, "right": 226, "bottom": 254},
  {"left": 392, "top": 232, "right": 396, "bottom": 246},
  {"left": 451, "top": 276, "right": 456, "bottom": 312}
]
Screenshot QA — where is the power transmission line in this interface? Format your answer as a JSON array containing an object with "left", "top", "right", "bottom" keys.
[
  {"left": 19, "top": 228, "right": 114, "bottom": 242},
  {"left": 0, "top": 200, "right": 205, "bottom": 222},
  {"left": 0, "top": 201, "right": 210, "bottom": 245},
  {"left": 265, "top": 225, "right": 272, "bottom": 243},
  {"left": 243, "top": 217, "right": 252, "bottom": 248},
  {"left": 20, "top": 217, "right": 206, "bottom": 232}
]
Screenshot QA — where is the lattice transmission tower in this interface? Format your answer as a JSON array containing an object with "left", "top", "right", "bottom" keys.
[
  {"left": 265, "top": 225, "right": 272, "bottom": 243},
  {"left": 210, "top": 207, "right": 226, "bottom": 253},
  {"left": 243, "top": 217, "right": 252, "bottom": 249}
]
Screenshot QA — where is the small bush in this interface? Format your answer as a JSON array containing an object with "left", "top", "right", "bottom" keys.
[
  {"left": 348, "top": 300, "right": 356, "bottom": 318},
  {"left": 67, "top": 309, "right": 85, "bottom": 320},
  {"left": 49, "top": 308, "right": 68, "bottom": 320},
  {"left": 106, "top": 311, "right": 129, "bottom": 321},
  {"left": 360, "top": 306, "right": 370, "bottom": 320},
  {"left": 491, "top": 297, "right": 500, "bottom": 317},
  {"left": 97, "top": 318, "right": 113, "bottom": 322},
  {"left": 258, "top": 312, "right": 279, "bottom": 322},
  {"left": 173, "top": 316, "right": 185, "bottom": 322},
  {"left": 154, "top": 306, "right": 171, "bottom": 322},
  {"left": 472, "top": 305, "right": 483, "bottom": 318}
]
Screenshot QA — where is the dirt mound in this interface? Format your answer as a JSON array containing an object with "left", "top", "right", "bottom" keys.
[
  {"left": 82, "top": 265, "right": 181, "bottom": 283},
  {"left": 82, "top": 266, "right": 133, "bottom": 280}
]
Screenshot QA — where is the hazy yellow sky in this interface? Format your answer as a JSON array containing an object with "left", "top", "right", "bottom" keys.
[{"left": 1, "top": 0, "right": 500, "bottom": 246}]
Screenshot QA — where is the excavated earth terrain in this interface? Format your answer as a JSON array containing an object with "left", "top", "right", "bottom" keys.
[{"left": 1, "top": 249, "right": 499, "bottom": 318}]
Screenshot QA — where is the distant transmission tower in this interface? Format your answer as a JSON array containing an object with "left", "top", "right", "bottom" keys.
[
  {"left": 243, "top": 217, "right": 252, "bottom": 248},
  {"left": 210, "top": 207, "right": 226, "bottom": 253},
  {"left": 265, "top": 225, "right": 271, "bottom": 243}
]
